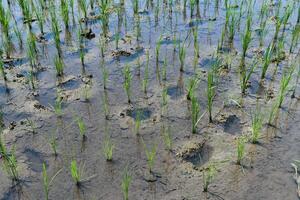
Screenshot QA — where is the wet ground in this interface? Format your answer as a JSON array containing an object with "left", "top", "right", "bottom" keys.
[{"left": 0, "top": 0, "right": 300, "bottom": 199}]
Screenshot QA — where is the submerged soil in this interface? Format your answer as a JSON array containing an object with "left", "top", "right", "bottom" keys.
[{"left": 0, "top": 0, "right": 299, "bottom": 200}]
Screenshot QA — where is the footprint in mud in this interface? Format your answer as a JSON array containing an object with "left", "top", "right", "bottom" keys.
[
  {"left": 183, "top": 144, "right": 213, "bottom": 167},
  {"left": 167, "top": 85, "right": 184, "bottom": 100},
  {"left": 23, "top": 148, "right": 47, "bottom": 173},
  {"left": 126, "top": 107, "right": 152, "bottom": 121},
  {"left": 223, "top": 115, "right": 242, "bottom": 134}
]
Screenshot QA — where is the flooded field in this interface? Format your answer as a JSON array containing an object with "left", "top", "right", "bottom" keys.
[{"left": 0, "top": 0, "right": 300, "bottom": 199}]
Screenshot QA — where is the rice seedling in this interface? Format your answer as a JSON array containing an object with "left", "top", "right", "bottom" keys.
[
  {"left": 132, "top": 0, "right": 139, "bottom": 14},
  {"left": 123, "top": 65, "right": 132, "bottom": 104},
  {"left": 26, "top": 31, "right": 38, "bottom": 69},
  {"left": 50, "top": 5, "right": 61, "bottom": 56},
  {"left": 191, "top": 95, "right": 200, "bottom": 134},
  {"left": 267, "top": 100, "right": 279, "bottom": 126},
  {"left": 13, "top": 25, "right": 23, "bottom": 49},
  {"left": 42, "top": 163, "right": 62, "bottom": 200},
  {"left": 99, "top": 0, "right": 111, "bottom": 37},
  {"left": 162, "top": 56, "right": 167, "bottom": 81},
  {"left": 161, "top": 125, "right": 172, "bottom": 151},
  {"left": 162, "top": 86, "right": 168, "bottom": 107},
  {"left": 278, "top": 64, "right": 296, "bottom": 108},
  {"left": 121, "top": 166, "right": 132, "bottom": 200},
  {"left": 78, "top": 0, "right": 88, "bottom": 20},
  {"left": 0, "top": 6, "right": 13, "bottom": 59},
  {"left": 289, "top": 25, "right": 300, "bottom": 53},
  {"left": 207, "top": 70, "right": 215, "bottom": 123},
  {"left": 76, "top": 116, "right": 87, "bottom": 139},
  {"left": 49, "top": 134, "right": 58, "bottom": 157},
  {"left": 280, "top": 3, "right": 293, "bottom": 38},
  {"left": 142, "top": 139, "right": 157, "bottom": 173},
  {"left": 261, "top": 43, "right": 273, "bottom": 80},
  {"left": 155, "top": 35, "right": 163, "bottom": 66},
  {"left": 228, "top": 11, "right": 237, "bottom": 44},
  {"left": 28, "top": 70, "right": 35, "bottom": 90},
  {"left": 250, "top": 108, "right": 263, "bottom": 144},
  {"left": 0, "top": 57, "right": 6, "bottom": 81},
  {"left": 54, "top": 95, "right": 63, "bottom": 117},
  {"left": 60, "top": 0, "right": 70, "bottom": 29},
  {"left": 102, "top": 64, "right": 109, "bottom": 90},
  {"left": 240, "top": 60, "right": 257, "bottom": 94},
  {"left": 203, "top": 164, "right": 217, "bottom": 192},
  {"left": 236, "top": 135, "right": 247, "bottom": 165},
  {"left": 70, "top": 159, "right": 84, "bottom": 186},
  {"left": 102, "top": 90, "right": 110, "bottom": 120},
  {"left": 34, "top": 4, "right": 45, "bottom": 35},
  {"left": 186, "top": 76, "right": 199, "bottom": 100},
  {"left": 0, "top": 136, "right": 19, "bottom": 181},
  {"left": 54, "top": 55, "right": 64, "bottom": 76},
  {"left": 178, "top": 42, "right": 186, "bottom": 72},
  {"left": 16, "top": 0, "right": 31, "bottom": 25},
  {"left": 102, "top": 133, "right": 114, "bottom": 161},
  {"left": 142, "top": 51, "right": 149, "bottom": 94},
  {"left": 78, "top": 28, "right": 85, "bottom": 66},
  {"left": 240, "top": 12, "right": 252, "bottom": 67}
]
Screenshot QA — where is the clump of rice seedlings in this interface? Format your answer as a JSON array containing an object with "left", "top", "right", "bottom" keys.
[
  {"left": 203, "top": 164, "right": 216, "bottom": 192},
  {"left": 240, "top": 11, "right": 252, "bottom": 67},
  {"left": 261, "top": 43, "right": 273, "bottom": 80},
  {"left": 267, "top": 100, "right": 279, "bottom": 126},
  {"left": 258, "top": 1, "right": 268, "bottom": 47},
  {"left": 278, "top": 64, "right": 295, "bottom": 108},
  {"left": 13, "top": 25, "right": 23, "bottom": 50},
  {"left": 121, "top": 166, "right": 132, "bottom": 200},
  {"left": 76, "top": 117, "right": 87, "bottom": 139},
  {"left": 50, "top": 5, "right": 61, "bottom": 56},
  {"left": 250, "top": 108, "right": 263, "bottom": 144},
  {"left": 0, "top": 136, "right": 19, "bottom": 181},
  {"left": 0, "top": 57, "right": 7, "bottom": 81},
  {"left": 70, "top": 160, "right": 84, "bottom": 186},
  {"left": 289, "top": 25, "right": 300, "bottom": 53},
  {"left": 99, "top": 0, "right": 111, "bottom": 37},
  {"left": 49, "top": 134, "right": 58, "bottom": 157},
  {"left": 60, "top": 0, "right": 70, "bottom": 29},
  {"left": 186, "top": 76, "right": 199, "bottom": 100},
  {"left": 162, "top": 86, "right": 168, "bottom": 107},
  {"left": 34, "top": 4, "right": 45, "bottom": 35},
  {"left": 192, "top": 27, "right": 199, "bottom": 69},
  {"left": 142, "top": 51, "right": 149, "bottom": 94},
  {"left": 191, "top": 95, "right": 200, "bottom": 134},
  {"left": 102, "top": 133, "right": 114, "bottom": 161},
  {"left": 54, "top": 55, "right": 64, "bottom": 76},
  {"left": 123, "top": 65, "right": 132, "bottom": 104},
  {"left": 132, "top": 0, "right": 139, "bottom": 14},
  {"left": 178, "top": 42, "right": 186, "bottom": 72},
  {"left": 155, "top": 35, "right": 162, "bottom": 66},
  {"left": 161, "top": 125, "right": 172, "bottom": 151},
  {"left": 162, "top": 56, "right": 167, "bottom": 81},
  {"left": 16, "top": 0, "right": 31, "bottom": 23},
  {"left": 42, "top": 163, "right": 62, "bottom": 200},
  {"left": 142, "top": 140, "right": 157, "bottom": 173},
  {"left": 236, "top": 135, "right": 247, "bottom": 165},
  {"left": 228, "top": 10, "right": 236, "bottom": 44},
  {"left": 207, "top": 70, "right": 215, "bottom": 123},
  {"left": 280, "top": 3, "right": 293, "bottom": 37},
  {"left": 54, "top": 94, "right": 63, "bottom": 117},
  {"left": 26, "top": 31, "right": 38, "bottom": 69},
  {"left": 240, "top": 60, "right": 257, "bottom": 94},
  {"left": 78, "top": 0, "right": 88, "bottom": 20}
]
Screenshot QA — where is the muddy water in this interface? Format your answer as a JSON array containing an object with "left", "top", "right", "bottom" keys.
[{"left": 0, "top": 0, "right": 299, "bottom": 200}]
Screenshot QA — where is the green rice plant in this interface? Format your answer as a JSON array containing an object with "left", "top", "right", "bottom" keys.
[
  {"left": 155, "top": 35, "right": 163, "bottom": 66},
  {"left": 161, "top": 125, "right": 172, "bottom": 151},
  {"left": 34, "top": 4, "right": 45, "bottom": 35},
  {"left": 54, "top": 94, "right": 63, "bottom": 117},
  {"left": 228, "top": 11, "right": 236, "bottom": 44},
  {"left": 123, "top": 65, "right": 132, "bottom": 104},
  {"left": 13, "top": 25, "right": 23, "bottom": 49},
  {"left": 178, "top": 42, "right": 186, "bottom": 72},
  {"left": 261, "top": 43, "right": 273, "bottom": 80},
  {"left": 280, "top": 3, "right": 293, "bottom": 37},
  {"left": 191, "top": 95, "right": 200, "bottom": 134},
  {"left": 250, "top": 108, "right": 263, "bottom": 144},
  {"left": 77, "top": 28, "right": 85, "bottom": 66},
  {"left": 207, "top": 70, "right": 215, "bottom": 123},
  {"left": 70, "top": 160, "right": 84, "bottom": 186},
  {"left": 142, "top": 51, "right": 149, "bottom": 94},
  {"left": 240, "top": 12, "right": 252, "bottom": 67},
  {"left": 99, "top": 0, "right": 111, "bottom": 37},
  {"left": 278, "top": 64, "right": 296, "bottom": 108},
  {"left": 267, "top": 100, "right": 279, "bottom": 126},
  {"left": 132, "top": 0, "right": 139, "bottom": 14},
  {"left": 0, "top": 137, "right": 18, "bottom": 181},
  {"left": 121, "top": 166, "right": 132, "bottom": 200},
  {"left": 236, "top": 135, "right": 247, "bottom": 165},
  {"left": 76, "top": 117, "right": 87, "bottom": 139},
  {"left": 54, "top": 55, "right": 64, "bottom": 76},
  {"left": 162, "top": 86, "right": 168, "bottom": 106},
  {"left": 240, "top": 60, "right": 257, "bottom": 94},
  {"left": 42, "top": 163, "right": 62, "bottom": 200},
  {"left": 0, "top": 57, "right": 6, "bottom": 81},
  {"left": 289, "top": 24, "right": 300, "bottom": 53},
  {"left": 50, "top": 5, "right": 61, "bottom": 56},
  {"left": 102, "top": 64, "right": 109, "bottom": 90},
  {"left": 26, "top": 31, "right": 37, "bottom": 69},
  {"left": 16, "top": 0, "right": 31, "bottom": 23},
  {"left": 60, "top": 0, "right": 70, "bottom": 29},
  {"left": 49, "top": 134, "right": 58, "bottom": 156},
  {"left": 102, "top": 133, "right": 114, "bottom": 161},
  {"left": 186, "top": 76, "right": 199, "bottom": 100},
  {"left": 162, "top": 56, "right": 167, "bottom": 81},
  {"left": 29, "top": 70, "right": 35, "bottom": 90},
  {"left": 203, "top": 164, "right": 217, "bottom": 192},
  {"left": 78, "top": 0, "right": 88, "bottom": 20},
  {"left": 102, "top": 90, "right": 110, "bottom": 120},
  {"left": 0, "top": 6, "right": 12, "bottom": 59},
  {"left": 142, "top": 140, "right": 157, "bottom": 173},
  {"left": 135, "top": 110, "right": 141, "bottom": 135}
]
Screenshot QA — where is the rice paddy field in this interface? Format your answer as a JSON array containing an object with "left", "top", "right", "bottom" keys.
[{"left": 0, "top": 0, "right": 300, "bottom": 199}]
